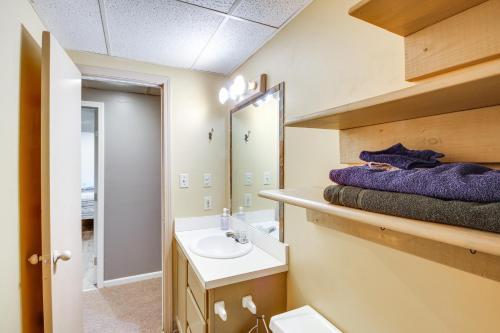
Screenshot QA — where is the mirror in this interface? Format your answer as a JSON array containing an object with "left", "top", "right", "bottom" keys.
[{"left": 230, "top": 83, "right": 284, "bottom": 241}]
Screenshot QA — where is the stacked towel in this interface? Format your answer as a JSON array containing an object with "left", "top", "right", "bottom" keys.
[
  {"left": 326, "top": 143, "right": 500, "bottom": 233},
  {"left": 359, "top": 143, "right": 444, "bottom": 169},
  {"left": 324, "top": 185, "right": 500, "bottom": 234},
  {"left": 329, "top": 163, "right": 500, "bottom": 203}
]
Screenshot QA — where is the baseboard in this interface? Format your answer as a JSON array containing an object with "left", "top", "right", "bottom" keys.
[{"left": 103, "top": 271, "right": 162, "bottom": 287}]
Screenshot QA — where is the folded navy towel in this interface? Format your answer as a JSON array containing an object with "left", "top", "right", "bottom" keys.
[
  {"left": 360, "top": 143, "right": 444, "bottom": 169},
  {"left": 324, "top": 185, "right": 500, "bottom": 234},
  {"left": 329, "top": 163, "right": 500, "bottom": 203}
]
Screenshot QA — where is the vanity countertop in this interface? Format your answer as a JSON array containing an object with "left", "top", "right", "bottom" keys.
[{"left": 175, "top": 227, "right": 288, "bottom": 289}]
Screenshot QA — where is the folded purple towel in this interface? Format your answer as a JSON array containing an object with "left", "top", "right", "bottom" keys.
[
  {"left": 360, "top": 143, "right": 444, "bottom": 169},
  {"left": 329, "top": 163, "right": 500, "bottom": 203}
]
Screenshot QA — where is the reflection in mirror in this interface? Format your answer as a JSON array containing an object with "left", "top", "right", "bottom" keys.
[{"left": 231, "top": 84, "right": 284, "bottom": 241}]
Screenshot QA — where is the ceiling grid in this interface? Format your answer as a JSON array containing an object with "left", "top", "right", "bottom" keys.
[{"left": 31, "top": 0, "right": 312, "bottom": 75}]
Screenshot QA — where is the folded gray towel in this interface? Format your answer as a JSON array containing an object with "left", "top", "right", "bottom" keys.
[{"left": 324, "top": 185, "right": 500, "bottom": 234}]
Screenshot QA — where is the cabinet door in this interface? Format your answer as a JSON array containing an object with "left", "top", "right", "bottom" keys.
[
  {"left": 188, "top": 264, "right": 207, "bottom": 318},
  {"left": 177, "top": 247, "right": 188, "bottom": 333},
  {"left": 187, "top": 288, "right": 207, "bottom": 333}
]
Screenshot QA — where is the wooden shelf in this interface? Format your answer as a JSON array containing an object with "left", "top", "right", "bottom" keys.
[
  {"left": 259, "top": 187, "right": 500, "bottom": 257},
  {"left": 286, "top": 59, "right": 500, "bottom": 130},
  {"left": 349, "top": 0, "right": 488, "bottom": 36}
]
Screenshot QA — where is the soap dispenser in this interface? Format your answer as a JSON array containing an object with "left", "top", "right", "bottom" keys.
[{"left": 221, "top": 208, "right": 230, "bottom": 230}]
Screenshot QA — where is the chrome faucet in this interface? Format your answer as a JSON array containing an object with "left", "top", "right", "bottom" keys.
[{"left": 225, "top": 231, "right": 249, "bottom": 244}]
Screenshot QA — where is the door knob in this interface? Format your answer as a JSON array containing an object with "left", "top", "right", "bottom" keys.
[{"left": 53, "top": 250, "right": 72, "bottom": 264}]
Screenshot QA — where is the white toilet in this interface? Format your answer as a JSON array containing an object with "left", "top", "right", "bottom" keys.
[{"left": 269, "top": 305, "right": 342, "bottom": 333}]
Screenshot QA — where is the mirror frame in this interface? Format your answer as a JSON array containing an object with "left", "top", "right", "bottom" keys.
[{"left": 229, "top": 82, "right": 285, "bottom": 241}]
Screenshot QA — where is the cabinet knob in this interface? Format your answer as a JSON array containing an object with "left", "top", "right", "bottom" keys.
[{"left": 214, "top": 301, "right": 227, "bottom": 321}]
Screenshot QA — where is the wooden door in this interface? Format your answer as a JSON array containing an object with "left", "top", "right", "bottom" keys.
[{"left": 41, "top": 31, "right": 83, "bottom": 333}]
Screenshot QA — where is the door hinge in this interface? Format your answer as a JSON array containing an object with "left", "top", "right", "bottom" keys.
[{"left": 28, "top": 254, "right": 51, "bottom": 265}]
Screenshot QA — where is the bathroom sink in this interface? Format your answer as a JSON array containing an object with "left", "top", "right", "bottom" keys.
[{"left": 190, "top": 234, "right": 253, "bottom": 259}]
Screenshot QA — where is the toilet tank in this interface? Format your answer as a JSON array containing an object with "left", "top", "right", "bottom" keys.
[{"left": 269, "top": 305, "right": 343, "bottom": 333}]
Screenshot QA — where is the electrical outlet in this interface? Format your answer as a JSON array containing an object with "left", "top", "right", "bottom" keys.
[
  {"left": 263, "top": 171, "right": 271, "bottom": 185},
  {"left": 244, "top": 193, "right": 252, "bottom": 207},
  {"left": 244, "top": 172, "right": 253, "bottom": 186},
  {"left": 179, "top": 173, "right": 189, "bottom": 188},
  {"left": 203, "top": 173, "right": 212, "bottom": 188},
  {"left": 204, "top": 196, "right": 213, "bottom": 210}
]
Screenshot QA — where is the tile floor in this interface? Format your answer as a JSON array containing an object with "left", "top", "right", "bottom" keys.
[{"left": 83, "top": 278, "right": 162, "bottom": 333}]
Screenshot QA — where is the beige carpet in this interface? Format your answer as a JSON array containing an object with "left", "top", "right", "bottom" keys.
[{"left": 83, "top": 277, "right": 162, "bottom": 333}]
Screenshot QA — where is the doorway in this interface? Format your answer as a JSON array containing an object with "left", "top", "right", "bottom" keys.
[
  {"left": 81, "top": 102, "right": 104, "bottom": 291},
  {"left": 80, "top": 77, "right": 164, "bottom": 332}
]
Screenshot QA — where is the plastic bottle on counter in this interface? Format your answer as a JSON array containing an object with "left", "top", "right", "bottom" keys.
[
  {"left": 220, "top": 208, "right": 230, "bottom": 230},
  {"left": 235, "top": 206, "right": 246, "bottom": 223}
]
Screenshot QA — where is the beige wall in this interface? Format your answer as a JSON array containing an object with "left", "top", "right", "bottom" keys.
[
  {"left": 0, "top": 0, "right": 46, "bottom": 331},
  {"left": 69, "top": 51, "right": 228, "bottom": 219},
  {"left": 1, "top": 0, "right": 226, "bottom": 330},
  {"left": 232, "top": 0, "right": 500, "bottom": 332}
]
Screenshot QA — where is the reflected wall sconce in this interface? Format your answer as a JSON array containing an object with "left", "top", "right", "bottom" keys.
[
  {"left": 219, "top": 74, "right": 267, "bottom": 105},
  {"left": 244, "top": 130, "right": 251, "bottom": 143},
  {"left": 208, "top": 128, "right": 214, "bottom": 141},
  {"left": 253, "top": 90, "right": 278, "bottom": 108}
]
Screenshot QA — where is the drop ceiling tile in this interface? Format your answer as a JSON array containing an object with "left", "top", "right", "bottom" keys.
[
  {"left": 104, "top": 0, "right": 224, "bottom": 69},
  {"left": 31, "top": 0, "right": 107, "bottom": 53},
  {"left": 232, "top": 0, "right": 311, "bottom": 27},
  {"left": 182, "top": 0, "right": 236, "bottom": 13},
  {"left": 193, "top": 18, "right": 276, "bottom": 74}
]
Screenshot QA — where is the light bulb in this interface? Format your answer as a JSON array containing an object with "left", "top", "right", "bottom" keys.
[
  {"left": 229, "top": 83, "right": 239, "bottom": 101},
  {"left": 255, "top": 98, "right": 265, "bottom": 107},
  {"left": 233, "top": 75, "right": 247, "bottom": 96},
  {"left": 248, "top": 81, "right": 257, "bottom": 91},
  {"left": 218, "top": 87, "right": 229, "bottom": 104}
]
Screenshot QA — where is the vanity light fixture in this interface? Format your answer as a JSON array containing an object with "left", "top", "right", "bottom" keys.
[
  {"left": 218, "top": 74, "right": 267, "bottom": 105},
  {"left": 255, "top": 98, "right": 265, "bottom": 107},
  {"left": 254, "top": 92, "right": 277, "bottom": 107},
  {"left": 233, "top": 75, "right": 247, "bottom": 96},
  {"left": 229, "top": 82, "right": 240, "bottom": 101},
  {"left": 248, "top": 81, "right": 258, "bottom": 91},
  {"left": 218, "top": 87, "right": 229, "bottom": 104}
]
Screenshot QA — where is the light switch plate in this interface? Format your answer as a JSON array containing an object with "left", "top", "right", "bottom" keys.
[
  {"left": 244, "top": 193, "right": 252, "bottom": 207},
  {"left": 203, "top": 173, "right": 212, "bottom": 188},
  {"left": 179, "top": 173, "right": 189, "bottom": 188},
  {"left": 244, "top": 172, "right": 253, "bottom": 186},
  {"left": 204, "top": 196, "right": 213, "bottom": 210},
  {"left": 263, "top": 171, "right": 272, "bottom": 185}
]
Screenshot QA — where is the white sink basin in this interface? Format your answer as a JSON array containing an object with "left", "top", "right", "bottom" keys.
[{"left": 190, "top": 234, "right": 253, "bottom": 259}]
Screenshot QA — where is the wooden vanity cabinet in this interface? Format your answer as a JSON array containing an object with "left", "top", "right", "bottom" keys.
[
  {"left": 207, "top": 272, "right": 286, "bottom": 333},
  {"left": 174, "top": 244, "right": 286, "bottom": 333},
  {"left": 187, "top": 288, "right": 207, "bottom": 333},
  {"left": 174, "top": 242, "right": 188, "bottom": 333},
  {"left": 188, "top": 264, "right": 207, "bottom": 318}
]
